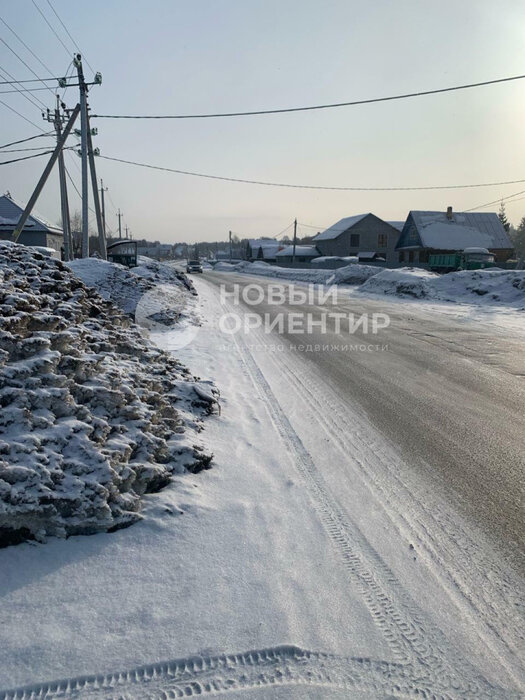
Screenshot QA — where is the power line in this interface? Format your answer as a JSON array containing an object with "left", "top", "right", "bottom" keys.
[
  {"left": 0, "top": 36, "right": 56, "bottom": 99},
  {"left": 464, "top": 188, "right": 525, "bottom": 212},
  {"left": 0, "top": 77, "right": 60, "bottom": 85},
  {"left": 0, "top": 66, "right": 47, "bottom": 110},
  {"left": 0, "top": 86, "right": 60, "bottom": 94},
  {"left": 0, "top": 131, "right": 53, "bottom": 148},
  {"left": 30, "top": 0, "right": 71, "bottom": 57},
  {"left": 0, "top": 145, "right": 58, "bottom": 152},
  {"left": 45, "top": 0, "right": 94, "bottom": 74},
  {"left": 0, "top": 98, "right": 47, "bottom": 131},
  {"left": 99, "top": 154, "right": 525, "bottom": 192},
  {"left": 0, "top": 13, "right": 55, "bottom": 76},
  {"left": 91, "top": 73, "right": 525, "bottom": 120},
  {"left": 0, "top": 149, "right": 56, "bottom": 165}
]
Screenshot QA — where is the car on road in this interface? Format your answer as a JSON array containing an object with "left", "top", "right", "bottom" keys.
[{"left": 186, "top": 259, "right": 203, "bottom": 273}]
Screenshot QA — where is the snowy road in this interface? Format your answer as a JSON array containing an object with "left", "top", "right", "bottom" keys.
[
  {"left": 203, "top": 271, "right": 525, "bottom": 571},
  {"left": 0, "top": 271, "right": 523, "bottom": 699}
]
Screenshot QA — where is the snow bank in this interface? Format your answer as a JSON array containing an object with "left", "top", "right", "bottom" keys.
[
  {"left": 68, "top": 257, "right": 194, "bottom": 316},
  {"left": 359, "top": 267, "right": 525, "bottom": 306},
  {"left": 0, "top": 243, "right": 215, "bottom": 547},
  {"left": 214, "top": 260, "right": 378, "bottom": 285}
]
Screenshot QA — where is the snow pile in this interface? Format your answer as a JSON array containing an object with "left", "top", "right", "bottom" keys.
[
  {"left": 214, "top": 260, "right": 378, "bottom": 285},
  {"left": 359, "top": 267, "right": 525, "bottom": 306},
  {"left": 68, "top": 257, "right": 194, "bottom": 316},
  {"left": 358, "top": 267, "right": 437, "bottom": 298},
  {"left": 0, "top": 243, "right": 214, "bottom": 547}
]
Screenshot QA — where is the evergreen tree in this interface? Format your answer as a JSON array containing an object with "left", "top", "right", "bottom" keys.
[
  {"left": 498, "top": 201, "right": 510, "bottom": 232},
  {"left": 510, "top": 216, "right": 525, "bottom": 259}
]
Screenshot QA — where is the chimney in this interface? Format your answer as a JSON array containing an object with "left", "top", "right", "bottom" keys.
[{"left": 446, "top": 206, "right": 453, "bottom": 220}]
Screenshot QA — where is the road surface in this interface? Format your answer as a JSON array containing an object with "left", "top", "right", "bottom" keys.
[{"left": 202, "top": 270, "right": 524, "bottom": 572}]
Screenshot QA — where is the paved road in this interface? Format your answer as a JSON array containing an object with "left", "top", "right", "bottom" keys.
[{"left": 201, "top": 271, "right": 525, "bottom": 572}]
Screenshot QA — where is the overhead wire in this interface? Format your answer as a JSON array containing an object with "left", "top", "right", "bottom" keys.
[
  {"left": 0, "top": 66, "right": 47, "bottom": 110},
  {"left": 30, "top": 0, "right": 71, "bottom": 57},
  {"left": 99, "top": 154, "right": 525, "bottom": 192},
  {"left": 0, "top": 36, "right": 56, "bottom": 99},
  {"left": 0, "top": 148, "right": 58, "bottom": 165},
  {"left": 0, "top": 97, "right": 47, "bottom": 130},
  {"left": 45, "top": 0, "right": 94, "bottom": 74},
  {"left": 0, "top": 131, "right": 53, "bottom": 148},
  {"left": 464, "top": 188, "right": 525, "bottom": 212},
  {"left": 0, "top": 13, "right": 55, "bottom": 76},
  {"left": 90, "top": 74, "right": 525, "bottom": 120}
]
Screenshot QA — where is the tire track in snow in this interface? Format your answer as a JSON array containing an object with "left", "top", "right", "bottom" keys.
[
  {"left": 260, "top": 333, "right": 524, "bottom": 682},
  {"left": 0, "top": 645, "right": 508, "bottom": 699},
  {"left": 225, "top": 326, "right": 514, "bottom": 699}
]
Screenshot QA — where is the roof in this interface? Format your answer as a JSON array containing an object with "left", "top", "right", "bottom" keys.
[
  {"left": 275, "top": 245, "right": 319, "bottom": 257},
  {"left": 387, "top": 221, "right": 405, "bottom": 231},
  {"left": 0, "top": 194, "right": 62, "bottom": 235},
  {"left": 398, "top": 211, "right": 512, "bottom": 250},
  {"left": 313, "top": 214, "right": 369, "bottom": 241},
  {"left": 247, "top": 238, "right": 281, "bottom": 249}
]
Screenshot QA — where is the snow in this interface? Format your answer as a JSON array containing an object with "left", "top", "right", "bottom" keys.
[
  {"left": 275, "top": 245, "right": 319, "bottom": 257},
  {"left": 0, "top": 243, "right": 214, "bottom": 547},
  {"left": 0, "top": 273, "right": 523, "bottom": 698},
  {"left": 313, "top": 214, "right": 368, "bottom": 240},
  {"left": 359, "top": 266, "right": 525, "bottom": 307},
  {"left": 68, "top": 256, "right": 194, "bottom": 316},
  {"left": 418, "top": 221, "right": 494, "bottom": 249}
]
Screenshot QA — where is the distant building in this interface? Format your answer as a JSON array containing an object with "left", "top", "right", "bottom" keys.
[
  {"left": 246, "top": 239, "right": 284, "bottom": 262},
  {"left": 136, "top": 243, "right": 174, "bottom": 260},
  {"left": 395, "top": 208, "right": 514, "bottom": 264},
  {"left": 274, "top": 244, "right": 320, "bottom": 265},
  {"left": 312, "top": 214, "right": 401, "bottom": 266},
  {"left": 0, "top": 194, "right": 63, "bottom": 257}
]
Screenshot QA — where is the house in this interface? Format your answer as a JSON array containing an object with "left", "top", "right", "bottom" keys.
[
  {"left": 274, "top": 244, "right": 320, "bottom": 266},
  {"left": 0, "top": 194, "right": 63, "bottom": 257},
  {"left": 312, "top": 214, "right": 401, "bottom": 265},
  {"left": 136, "top": 243, "right": 174, "bottom": 260},
  {"left": 395, "top": 208, "right": 514, "bottom": 264},
  {"left": 246, "top": 239, "right": 283, "bottom": 263}
]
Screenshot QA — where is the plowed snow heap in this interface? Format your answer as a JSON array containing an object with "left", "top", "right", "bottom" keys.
[{"left": 0, "top": 243, "right": 213, "bottom": 547}]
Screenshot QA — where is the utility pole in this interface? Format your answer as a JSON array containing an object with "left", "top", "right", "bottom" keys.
[
  {"left": 74, "top": 54, "right": 89, "bottom": 258},
  {"left": 291, "top": 218, "right": 298, "bottom": 266},
  {"left": 100, "top": 179, "right": 108, "bottom": 241},
  {"left": 229, "top": 230, "right": 232, "bottom": 262},
  {"left": 125, "top": 224, "right": 129, "bottom": 239},
  {"left": 117, "top": 209, "right": 122, "bottom": 239},
  {"left": 85, "top": 111, "right": 106, "bottom": 259},
  {"left": 13, "top": 104, "right": 80, "bottom": 243},
  {"left": 45, "top": 96, "right": 73, "bottom": 261}
]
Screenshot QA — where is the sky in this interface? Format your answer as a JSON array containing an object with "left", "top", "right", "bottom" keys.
[{"left": 1, "top": 0, "right": 525, "bottom": 244}]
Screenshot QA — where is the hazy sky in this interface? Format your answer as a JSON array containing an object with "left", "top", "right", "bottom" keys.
[{"left": 1, "top": 0, "right": 525, "bottom": 243}]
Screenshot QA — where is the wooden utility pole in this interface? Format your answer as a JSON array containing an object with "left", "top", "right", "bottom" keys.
[
  {"left": 12, "top": 104, "right": 80, "bottom": 243},
  {"left": 117, "top": 209, "right": 122, "bottom": 239},
  {"left": 74, "top": 54, "right": 90, "bottom": 257},
  {"left": 85, "top": 111, "right": 106, "bottom": 259},
  {"left": 100, "top": 179, "right": 108, "bottom": 241},
  {"left": 291, "top": 218, "right": 298, "bottom": 266},
  {"left": 229, "top": 230, "right": 233, "bottom": 262},
  {"left": 46, "top": 96, "right": 73, "bottom": 261}
]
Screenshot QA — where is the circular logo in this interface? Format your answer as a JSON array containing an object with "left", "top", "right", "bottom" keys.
[{"left": 135, "top": 283, "right": 199, "bottom": 352}]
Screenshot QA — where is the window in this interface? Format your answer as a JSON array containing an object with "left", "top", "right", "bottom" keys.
[
  {"left": 378, "top": 233, "right": 387, "bottom": 247},
  {"left": 350, "top": 233, "right": 360, "bottom": 247},
  {"left": 399, "top": 251, "right": 405, "bottom": 262},
  {"left": 408, "top": 251, "right": 414, "bottom": 263}
]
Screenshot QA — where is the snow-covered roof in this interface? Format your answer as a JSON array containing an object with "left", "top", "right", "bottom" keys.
[
  {"left": 247, "top": 238, "right": 281, "bottom": 249},
  {"left": 313, "top": 214, "right": 369, "bottom": 241},
  {"left": 400, "top": 211, "right": 512, "bottom": 251},
  {"left": 275, "top": 245, "right": 319, "bottom": 257},
  {"left": 0, "top": 195, "right": 62, "bottom": 234},
  {"left": 387, "top": 221, "right": 405, "bottom": 231}
]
